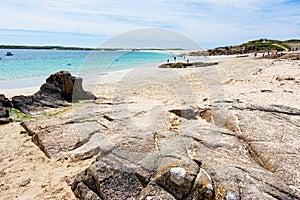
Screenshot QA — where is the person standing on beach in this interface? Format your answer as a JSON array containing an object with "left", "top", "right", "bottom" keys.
[{"left": 174, "top": 56, "right": 176, "bottom": 63}]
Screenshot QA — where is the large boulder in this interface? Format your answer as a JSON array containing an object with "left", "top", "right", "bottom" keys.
[
  {"left": 41, "top": 71, "right": 95, "bottom": 102},
  {"left": 12, "top": 71, "right": 95, "bottom": 115},
  {"left": 0, "top": 94, "right": 12, "bottom": 107}
]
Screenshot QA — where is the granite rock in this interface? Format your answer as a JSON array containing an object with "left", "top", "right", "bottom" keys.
[
  {"left": 20, "top": 100, "right": 300, "bottom": 199},
  {"left": 12, "top": 71, "right": 95, "bottom": 115}
]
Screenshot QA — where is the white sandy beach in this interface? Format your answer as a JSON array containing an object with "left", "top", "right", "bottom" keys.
[
  {"left": 0, "top": 56, "right": 300, "bottom": 199},
  {"left": 1, "top": 54, "right": 246, "bottom": 98}
]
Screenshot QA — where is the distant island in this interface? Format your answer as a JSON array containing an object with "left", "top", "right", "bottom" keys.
[
  {"left": 0, "top": 45, "right": 94, "bottom": 50},
  {"left": 0, "top": 45, "right": 183, "bottom": 51}
]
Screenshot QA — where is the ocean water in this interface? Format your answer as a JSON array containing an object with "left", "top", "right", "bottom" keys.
[{"left": 0, "top": 49, "right": 173, "bottom": 89}]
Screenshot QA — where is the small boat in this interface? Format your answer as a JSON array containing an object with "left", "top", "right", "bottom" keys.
[{"left": 5, "top": 52, "right": 13, "bottom": 56}]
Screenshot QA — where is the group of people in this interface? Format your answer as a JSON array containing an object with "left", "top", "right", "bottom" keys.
[
  {"left": 166, "top": 56, "right": 189, "bottom": 63},
  {"left": 253, "top": 49, "right": 284, "bottom": 58}
]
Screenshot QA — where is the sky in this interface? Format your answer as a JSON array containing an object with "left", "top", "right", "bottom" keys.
[{"left": 0, "top": 0, "right": 300, "bottom": 49}]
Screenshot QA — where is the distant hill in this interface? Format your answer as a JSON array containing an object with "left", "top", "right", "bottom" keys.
[
  {"left": 0, "top": 45, "right": 185, "bottom": 51},
  {"left": 0, "top": 45, "right": 94, "bottom": 50},
  {"left": 208, "top": 39, "right": 299, "bottom": 55},
  {"left": 284, "top": 39, "right": 300, "bottom": 43}
]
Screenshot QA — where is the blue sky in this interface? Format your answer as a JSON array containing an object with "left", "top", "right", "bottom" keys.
[{"left": 0, "top": 0, "right": 300, "bottom": 48}]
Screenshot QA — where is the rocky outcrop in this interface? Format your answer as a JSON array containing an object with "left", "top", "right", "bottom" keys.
[
  {"left": 208, "top": 46, "right": 256, "bottom": 55},
  {"left": 41, "top": 71, "right": 95, "bottom": 102},
  {"left": 187, "top": 51, "right": 209, "bottom": 57},
  {"left": 159, "top": 62, "right": 193, "bottom": 68},
  {"left": 0, "top": 94, "right": 12, "bottom": 124},
  {"left": 159, "top": 62, "right": 218, "bottom": 68},
  {"left": 20, "top": 98, "right": 300, "bottom": 199},
  {"left": 17, "top": 57, "right": 300, "bottom": 200},
  {"left": 208, "top": 39, "right": 290, "bottom": 56},
  {"left": 278, "top": 53, "right": 300, "bottom": 60},
  {"left": 12, "top": 71, "right": 95, "bottom": 115}
]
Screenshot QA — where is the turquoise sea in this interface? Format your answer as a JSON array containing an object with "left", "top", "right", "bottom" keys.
[{"left": 0, "top": 49, "right": 173, "bottom": 89}]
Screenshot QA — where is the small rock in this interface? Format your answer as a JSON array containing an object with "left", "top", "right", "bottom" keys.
[
  {"left": 19, "top": 179, "right": 31, "bottom": 187},
  {"left": 276, "top": 76, "right": 295, "bottom": 81},
  {"left": 170, "top": 167, "right": 186, "bottom": 185},
  {"left": 199, "top": 108, "right": 212, "bottom": 123},
  {"left": 260, "top": 89, "right": 273, "bottom": 93},
  {"left": 154, "top": 165, "right": 196, "bottom": 199},
  {"left": 169, "top": 108, "right": 197, "bottom": 120}
]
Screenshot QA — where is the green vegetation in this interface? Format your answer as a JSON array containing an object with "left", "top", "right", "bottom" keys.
[
  {"left": 216, "top": 39, "right": 300, "bottom": 51},
  {"left": 208, "top": 38, "right": 300, "bottom": 55},
  {"left": 37, "top": 106, "right": 72, "bottom": 120},
  {"left": 9, "top": 108, "right": 31, "bottom": 121},
  {"left": 240, "top": 39, "right": 291, "bottom": 51},
  {"left": 9, "top": 106, "right": 72, "bottom": 122},
  {"left": 284, "top": 39, "right": 300, "bottom": 43}
]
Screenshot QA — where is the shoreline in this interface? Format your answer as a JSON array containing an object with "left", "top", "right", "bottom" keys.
[
  {"left": 3, "top": 53, "right": 296, "bottom": 102},
  {"left": 1, "top": 66, "right": 148, "bottom": 98},
  {"left": 1, "top": 55, "right": 231, "bottom": 98}
]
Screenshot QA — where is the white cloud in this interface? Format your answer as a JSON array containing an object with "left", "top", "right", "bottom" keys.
[
  {"left": 0, "top": 0, "right": 299, "bottom": 47},
  {"left": 100, "top": 28, "right": 200, "bottom": 49},
  {"left": 195, "top": 0, "right": 286, "bottom": 9}
]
